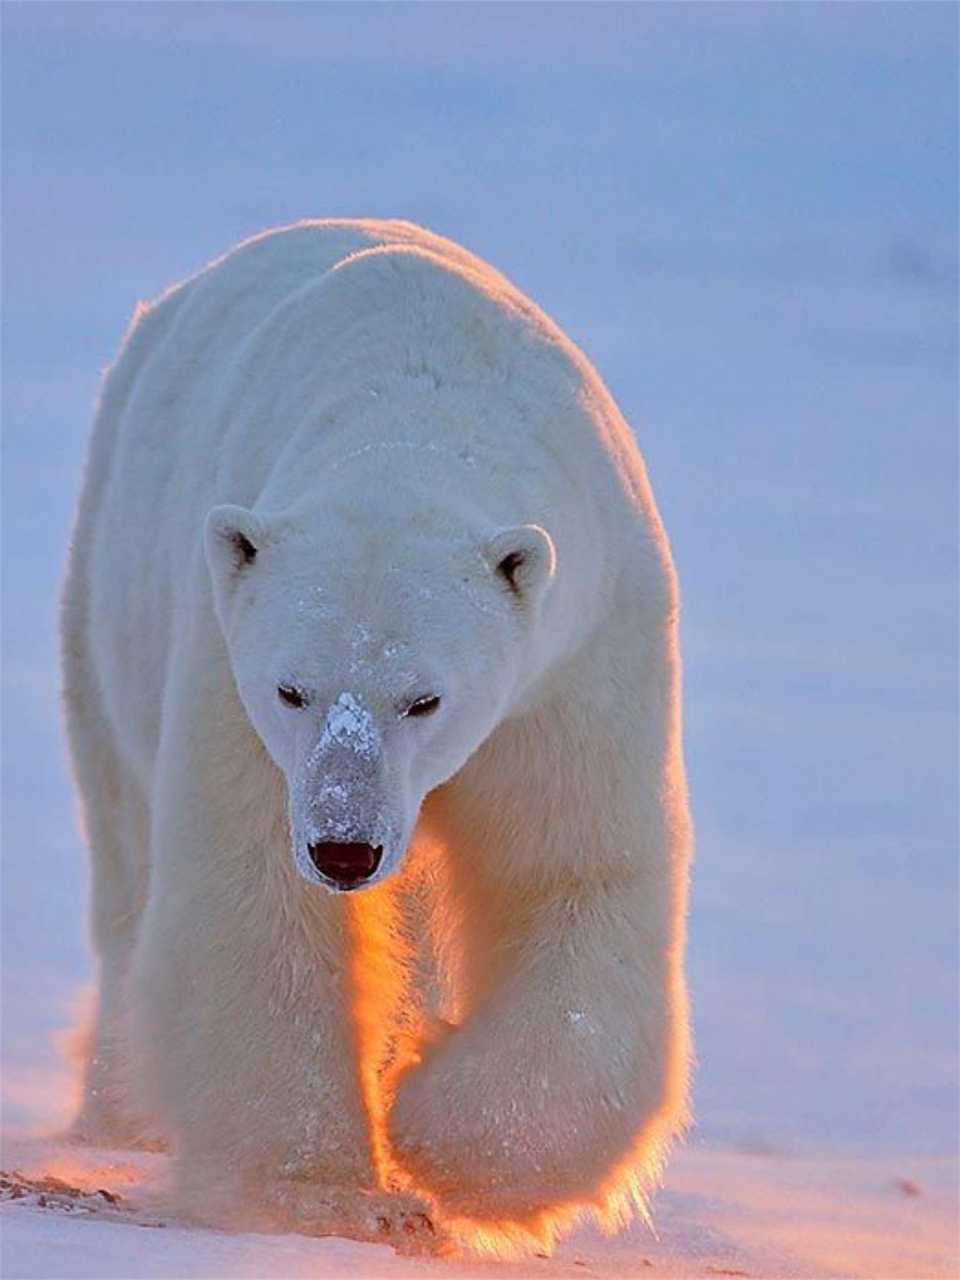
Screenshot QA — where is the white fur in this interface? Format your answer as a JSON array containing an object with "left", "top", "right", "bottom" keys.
[{"left": 61, "top": 220, "right": 692, "bottom": 1253}]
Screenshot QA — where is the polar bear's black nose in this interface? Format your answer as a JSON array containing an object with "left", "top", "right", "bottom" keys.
[{"left": 308, "top": 840, "right": 383, "bottom": 889}]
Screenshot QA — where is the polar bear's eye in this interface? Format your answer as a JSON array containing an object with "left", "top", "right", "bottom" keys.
[
  {"left": 402, "top": 694, "right": 441, "bottom": 720},
  {"left": 277, "top": 684, "right": 308, "bottom": 709}
]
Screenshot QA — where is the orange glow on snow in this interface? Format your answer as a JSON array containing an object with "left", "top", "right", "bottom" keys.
[{"left": 20, "top": 1151, "right": 148, "bottom": 1195}]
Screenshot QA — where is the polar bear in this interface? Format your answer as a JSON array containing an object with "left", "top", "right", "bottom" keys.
[{"left": 61, "top": 220, "right": 692, "bottom": 1254}]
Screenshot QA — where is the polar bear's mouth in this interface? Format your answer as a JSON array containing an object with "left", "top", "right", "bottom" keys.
[{"left": 306, "top": 839, "right": 384, "bottom": 890}]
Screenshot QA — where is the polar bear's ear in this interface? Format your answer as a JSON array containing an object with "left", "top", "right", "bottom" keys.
[
  {"left": 484, "top": 524, "right": 557, "bottom": 606},
  {"left": 204, "top": 504, "right": 265, "bottom": 599}
]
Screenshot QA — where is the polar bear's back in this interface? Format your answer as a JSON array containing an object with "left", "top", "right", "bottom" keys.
[{"left": 83, "top": 220, "right": 518, "bottom": 546}]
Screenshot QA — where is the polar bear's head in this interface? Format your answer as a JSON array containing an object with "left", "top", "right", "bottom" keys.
[{"left": 204, "top": 500, "right": 556, "bottom": 892}]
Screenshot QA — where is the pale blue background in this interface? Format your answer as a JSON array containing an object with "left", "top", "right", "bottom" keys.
[{"left": 2, "top": 2, "right": 957, "bottom": 1157}]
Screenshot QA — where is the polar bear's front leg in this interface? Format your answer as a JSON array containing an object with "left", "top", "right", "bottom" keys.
[
  {"left": 126, "top": 638, "right": 386, "bottom": 1226},
  {"left": 388, "top": 868, "right": 689, "bottom": 1230}
]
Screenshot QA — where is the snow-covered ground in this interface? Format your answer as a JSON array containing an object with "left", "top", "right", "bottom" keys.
[
  {"left": 2, "top": 5, "right": 957, "bottom": 1277},
  {"left": 2, "top": 1130, "right": 956, "bottom": 1280}
]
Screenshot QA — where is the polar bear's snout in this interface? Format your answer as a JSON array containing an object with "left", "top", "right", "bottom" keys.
[
  {"left": 307, "top": 839, "right": 383, "bottom": 890},
  {"left": 289, "top": 719, "right": 408, "bottom": 891}
]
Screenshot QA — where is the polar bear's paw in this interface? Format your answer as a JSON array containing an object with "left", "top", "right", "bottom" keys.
[{"left": 266, "top": 1182, "right": 451, "bottom": 1255}]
